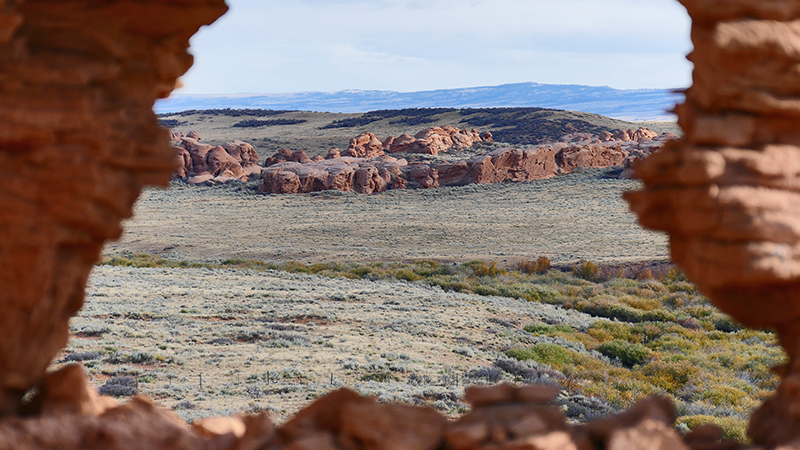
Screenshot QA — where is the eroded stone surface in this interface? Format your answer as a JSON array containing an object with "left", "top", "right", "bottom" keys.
[
  {"left": 259, "top": 128, "right": 671, "bottom": 194},
  {"left": 0, "top": 0, "right": 227, "bottom": 415},
  {"left": 626, "top": 0, "right": 800, "bottom": 446}
]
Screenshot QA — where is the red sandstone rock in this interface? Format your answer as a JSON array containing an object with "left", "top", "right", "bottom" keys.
[
  {"left": 556, "top": 143, "right": 628, "bottom": 173},
  {"left": 265, "top": 148, "right": 312, "bottom": 167},
  {"left": 381, "top": 127, "right": 490, "bottom": 155},
  {"left": 171, "top": 146, "right": 193, "bottom": 180},
  {"left": 626, "top": 15, "right": 800, "bottom": 446},
  {"left": 186, "top": 130, "right": 200, "bottom": 140},
  {"left": 346, "top": 132, "right": 385, "bottom": 158},
  {"left": 0, "top": 0, "right": 228, "bottom": 415},
  {"left": 326, "top": 148, "right": 341, "bottom": 159},
  {"left": 221, "top": 141, "right": 260, "bottom": 168},
  {"left": 207, "top": 146, "right": 246, "bottom": 179}
]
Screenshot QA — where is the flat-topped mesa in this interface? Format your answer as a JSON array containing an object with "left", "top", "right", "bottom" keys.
[
  {"left": 626, "top": 0, "right": 800, "bottom": 445},
  {"left": 0, "top": 0, "right": 228, "bottom": 415}
]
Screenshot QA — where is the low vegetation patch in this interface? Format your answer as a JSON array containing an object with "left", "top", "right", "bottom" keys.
[
  {"left": 233, "top": 118, "right": 307, "bottom": 128},
  {"left": 99, "top": 253, "right": 786, "bottom": 437}
]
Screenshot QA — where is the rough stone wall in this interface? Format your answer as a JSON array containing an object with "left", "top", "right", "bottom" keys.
[
  {"left": 0, "top": 0, "right": 227, "bottom": 415},
  {"left": 627, "top": 0, "right": 800, "bottom": 446}
]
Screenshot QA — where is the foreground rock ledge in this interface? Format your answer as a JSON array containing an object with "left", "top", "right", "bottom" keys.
[{"left": 0, "top": 369, "right": 732, "bottom": 450}]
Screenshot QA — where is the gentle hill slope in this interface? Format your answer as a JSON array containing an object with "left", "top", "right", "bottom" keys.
[{"left": 160, "top": 107, "right": 680, "bottom": 158}]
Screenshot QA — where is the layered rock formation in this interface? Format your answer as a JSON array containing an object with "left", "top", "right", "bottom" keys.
[
  {"left": 346, "top": 132, "right": 386, "bottom": 158},
  {"left": 0, "top": 0, "right": 227, "bottom": 416},
  {"left": 626, "top": 0, "right": 800, "bottom": 446},
  {"left": 382, "top": 126, "right": 492, "bottom": 155},
  {"left": 171, "top": 134, "right": 262, "bottom": 184},
  {"left": 260, "top": 128, "right": 670, "bottom": 194}
]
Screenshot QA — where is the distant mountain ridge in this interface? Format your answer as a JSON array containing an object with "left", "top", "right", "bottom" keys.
[{"left": 155, "top": 82, "right": 683, "bottom": 121}]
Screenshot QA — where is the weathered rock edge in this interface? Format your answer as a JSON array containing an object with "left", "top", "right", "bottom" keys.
[
  {"left": 0, "top": 0, "right": 228, "bottom": 415},
  {"left": 626, "top": 0, "right": 800, "bottom": 446}
]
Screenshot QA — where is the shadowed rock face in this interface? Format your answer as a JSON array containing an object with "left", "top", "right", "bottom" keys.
[
  {"left": 0, "top": 0, "right": 228, "bottom": 415},
  {"left": 626, "top": 0, "right": 800, "bottom": 445}
]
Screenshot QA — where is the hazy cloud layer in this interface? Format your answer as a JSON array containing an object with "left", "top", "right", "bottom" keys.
[{"left": 180, "top": 0, "right": 692, "bottom": 94}]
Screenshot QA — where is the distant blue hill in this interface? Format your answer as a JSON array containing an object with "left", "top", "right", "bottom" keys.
[{"left": 155, "top": 82, "right": 682, "bottom": 121}]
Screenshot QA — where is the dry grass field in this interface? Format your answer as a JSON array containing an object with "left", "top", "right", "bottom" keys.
[
  {"left": 104, "top": 169, "right": 668, "bottom": 266},
  {"left": 51, "top": 109, "right": 779, "bottom": 440}
]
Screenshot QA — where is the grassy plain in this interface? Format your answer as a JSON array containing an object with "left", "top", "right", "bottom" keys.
[{"left": 52, "top": 109, "right": 774, "bottom": 441}]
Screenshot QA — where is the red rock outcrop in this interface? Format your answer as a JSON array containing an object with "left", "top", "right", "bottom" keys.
[
  {"left": 222, "top": 140, "right": 260, "bottom": 168},
  {"left": 264, "top": 148, "right": 312, "bottom": 167},
  {"left": 435, "top": 145, "right": 562, "bottom": 186},
  {"left": 260, "top": 156, "right": 406, "bottom": 194},
  {"left": 258, "top": 128, "right": 670, "bottom": 194},
  {"left": 346, "top": 132, "right": 386, "bottom": 158},
  {"left": 384, "top": 126, "right": 489, "bottom": 155},
  {"left": 556, "top": 142, "right": 628, "bottom": 173},
  {"left": 626, "top": 0, "right": 800, "bottom": 446},
  {"left": 0, "top": 0, "right": 227, "bottom": 416},
  {"left": 173, "top": 137, "right": 261, "bottom": 184}
]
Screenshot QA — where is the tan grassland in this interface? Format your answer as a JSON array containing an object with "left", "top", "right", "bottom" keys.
[{"left": 104, "top": 170, "right": 668, "bottom": 266}]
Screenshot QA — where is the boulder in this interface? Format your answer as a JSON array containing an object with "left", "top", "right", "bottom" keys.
[
  {"left": 556, "top": 143, "right": 628, "bottom": 174},
  {"left": 346, "top": 132, "right": 385, "bottom": 158},
  {"left": 207, "top": 146, "right": 245, "bottom": 179},
  {"left": 221, "top": 140, "right": 260, "bottom": 167},
  {"left": 171, "top": 146, "right": 192, "bottom": 180},
  {"left": 264, "top": 148, "right": 311, "bottom": 167}
]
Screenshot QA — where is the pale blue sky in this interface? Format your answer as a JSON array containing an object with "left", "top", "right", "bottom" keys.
[{"left": 178, "top": 0, "right": 693, "bottom": 94}]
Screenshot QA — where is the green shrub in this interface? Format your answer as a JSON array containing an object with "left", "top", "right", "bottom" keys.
[
  {"left": 524, "top": 323, "right": 574, "bottom": 335},
  {"left": 597, "top": 340, "right": 651, "bottom": 367},
  {"left": 396, "top": 269, "right": 423, "bottom": 282},
  {"left": 701, "top": 385, "right": 748, "bottom": 408},
  {"left": 359, "top": 372, "right": 400, "bottom": 382},
  {"left": 676, "top": 415, "right": 747, "bottom": 442},
  {"left": 640, "top": 360, "right": 697, "bottom": 393},
  {"left": 506, "top": 343, "right": 574, "bottom": 369}
]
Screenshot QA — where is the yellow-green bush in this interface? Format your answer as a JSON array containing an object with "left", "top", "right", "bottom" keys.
[
  {"left": 639, "top": 360, "right": 697, "bottom": 393},
  {"left": 597, "top": 340, "right": 651, "bottom": 367},
  {"left": 506, "top": 343, "right": 575, "bottom": 369},
  {"left": 676, "top": 415, "right": 747, "bottom": 442}
]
